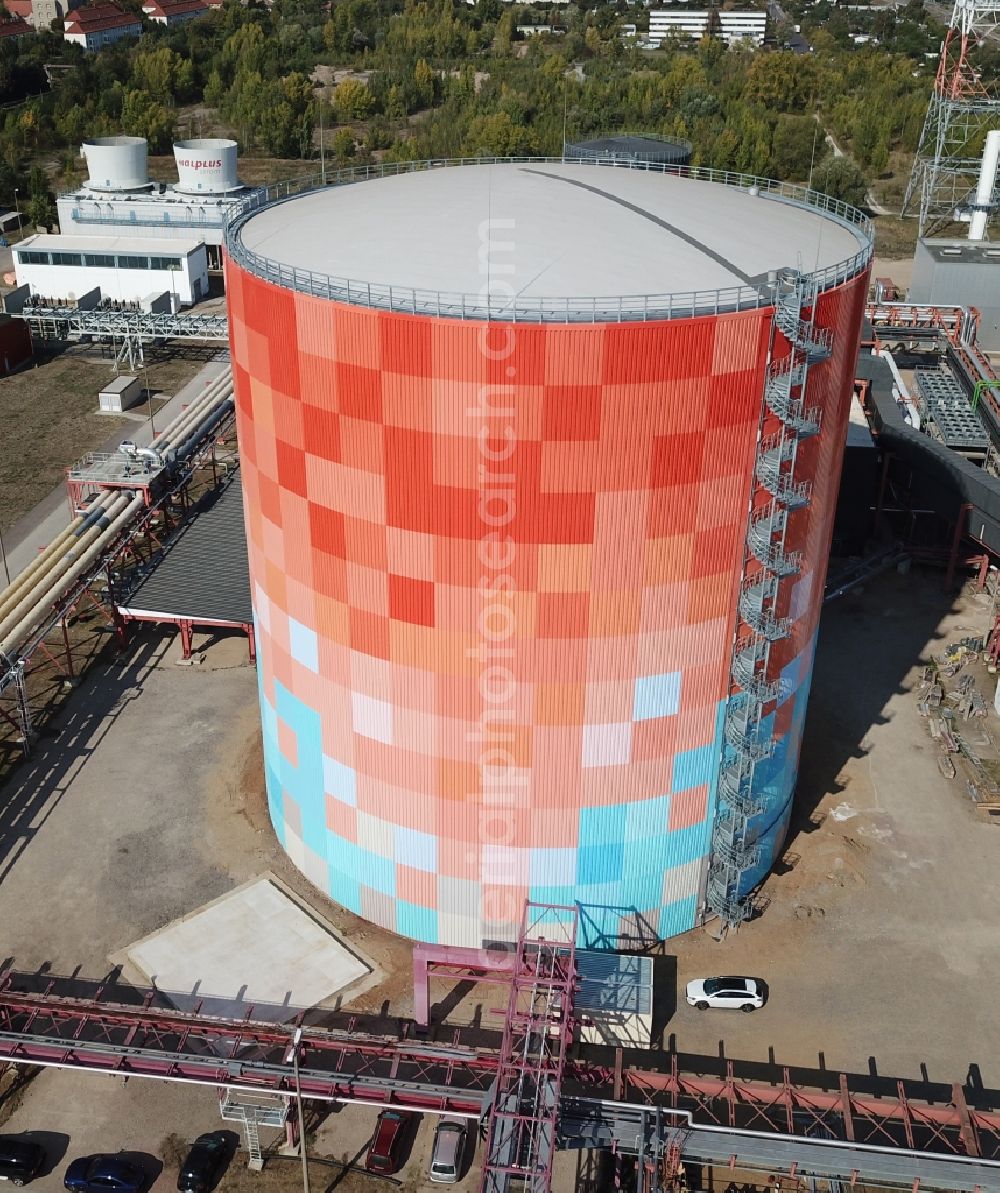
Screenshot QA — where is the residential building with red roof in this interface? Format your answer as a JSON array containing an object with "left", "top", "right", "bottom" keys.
[
  {"left": 0, "top": 13, "right": 31, "bottom": 35},
  {"left": 141, "top": 0, "right": 207, "bottom": 23},
  {"left": 63, "top": 1, "right": 141, "bottom": 48}
]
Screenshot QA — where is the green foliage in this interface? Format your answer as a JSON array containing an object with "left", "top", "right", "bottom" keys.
[
  {"left": 334, "top": 77, "right": 373, "bottom": 121},
  {"left": 464, "top": 110, "right": 537, "bottom": 156},
  {"left": 121, "top": 87, "right": 175, "bottom": 151},
  {"left": 131, "top": 46, "right": 194, "bottom": 103},
  {"left": 770, "top": 115, "right": 826, "bottom": 181},
  {"left": 0, "top": 0, "right": 937, "bottom": 202},
  {"left": 811, "top": 156, "right": 868, "bottom": 206},
  {"left": 744, "top": 51, "right": 815, "bottom": 112}
]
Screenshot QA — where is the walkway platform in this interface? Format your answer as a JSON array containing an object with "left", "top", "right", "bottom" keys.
[{"left": 117, "top": 468, "right": 253, "bottom": 656}]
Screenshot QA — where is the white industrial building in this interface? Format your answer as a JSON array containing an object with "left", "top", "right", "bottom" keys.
[
  {"left": 648, "top": 8, "right": 766, "bottom": 44},
  {"left": 13, "top": 234, "right": 209, "bottom": 306},
  {"left": 56, "top": 136, "right": 251, "bottom": 269}
]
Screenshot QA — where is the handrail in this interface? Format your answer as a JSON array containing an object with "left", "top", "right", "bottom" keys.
[{"left": 223, "top": 156, "right": 875, "bottom": 324}]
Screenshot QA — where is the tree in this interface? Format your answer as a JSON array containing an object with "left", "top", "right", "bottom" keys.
[
  {"left": 413, "top": 58, "right": 436, "bottom": 108},
  {"left": 27, "top": 164, "right": 54, "bottom": 229},
  {"left": 810, "top": 157, "right": 868, "bottom": 206},
  {"left": 852, "top": 108, "right": 891, "bottom": 175},
  {"left": 770, "top": 115, "right": 826, "bottom": 181},
  {"left": 333, "top": 77, "right": 372, "bottom": 121},
  {"left": 745, "top": 51, "right": 815, "bottom": 112},
  {"left": 120, "top": 89, "right": 175, "bottom": 152},
  {"left": 332, "top": 126, "right": 355, "bottom": 159},
  {"left": 464, "top": 111, "right": 537, "bottom": 156}
]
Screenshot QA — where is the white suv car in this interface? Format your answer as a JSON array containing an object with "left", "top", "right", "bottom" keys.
[{"left": 686, "top": 976, "right": 765, "bottom": 1012}]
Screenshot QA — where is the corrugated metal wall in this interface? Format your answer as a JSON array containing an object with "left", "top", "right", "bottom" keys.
[{"left": 227, "top": 251, "right": 867, "bottom": 947}]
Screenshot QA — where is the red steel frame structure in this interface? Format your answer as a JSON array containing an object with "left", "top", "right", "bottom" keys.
[
  {"left": 2, "top": 954, "right": 1000, "bottom": 1188},
  {"left": 479, "top": 903, "right": 579, "bottom": 1193},
  {"left": 117, "top": 612, "right": 256, "bottom": 663}
]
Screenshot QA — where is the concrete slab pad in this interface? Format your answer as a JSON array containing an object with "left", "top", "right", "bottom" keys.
[{"left": 120, "top": 875, "right": 372, "bottom": 1011}]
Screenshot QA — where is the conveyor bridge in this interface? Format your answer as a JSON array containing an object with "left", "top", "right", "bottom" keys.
[{"left": 0, "top": 965, "right": 999, "bottom": 1191}]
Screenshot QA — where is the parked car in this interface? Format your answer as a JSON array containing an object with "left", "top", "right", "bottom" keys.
[
  {"left": 685, "top": 976, "right": 765, "bottom": 1012},
  {"left": 0, "top": 1137, "right": 46, "bottom": 1186},
  {"left": 177, "top": 1135, "right": 229, "bottom": 1193},
  {"left": 429, "top": 1118, "right": 468, "bottom": 1184},
  {"left": 63, "top": 1156, "right": 145, "bottom": 1193},
  {"left": 365, "top": 1109, "right": 414, "bottom": 1175}
]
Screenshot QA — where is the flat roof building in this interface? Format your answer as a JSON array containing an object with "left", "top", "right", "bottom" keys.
[
  {"left": 910, "top": 238, "right": 1000, "bottom": 352},
  {"left": 57, "top": 136, "right": 251, "bottom": 268},
  {"left": 649, "top": 8, "right": 767, "bottom": 45},
  {"left": 14, "top": 233, "right": 209, "bottom": 306}
]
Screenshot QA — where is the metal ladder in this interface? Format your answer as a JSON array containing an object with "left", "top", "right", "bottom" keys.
[
  {"left": 706, "top": 268, "right": 833, "bottom": 931},
  {"left": 220, "top": 1094, "right": 287, "bottom": 1172}
]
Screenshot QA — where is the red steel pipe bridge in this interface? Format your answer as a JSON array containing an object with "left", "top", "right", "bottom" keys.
[{"left": 0, "top": 964, "right": 998, "bottom": 1192}]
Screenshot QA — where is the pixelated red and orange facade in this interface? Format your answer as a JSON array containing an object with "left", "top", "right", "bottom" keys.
[{"left": 226, "top": 255, "right": 868, "bottom": 948}]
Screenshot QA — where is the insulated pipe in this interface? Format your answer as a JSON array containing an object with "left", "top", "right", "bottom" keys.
[
  {"left": 0, "top": 518, "right": 86, "bottom": 620},
  {"left": 969, "top": 129, "right": 1000, "bottom": 242},
  {"left": 0, "top": 494, "right": 132, "bottom": 651},
  {"left": 156, "top": 370, "right": 231, "bottom": 447},
  {"left": 0, "top": 495, "right": 141, "bottom": 659},
  {"left": 166, "top": 377, "right": 234, "bottom": 446},
  {"left": 158, "top": 368, "right": 232, "bottom": 446},
  {"left": 0, "top": 494, "right": 134, "bottom": 641},
  {"left": 0, "top": 491, "right": 119, "bottom": 622},
  {"left": 158, "top": 371, "right": 233, "bottom": 452},
  {"left": 170, "top": 401, "right": 235, "bottom": 464},
  {"left": 74, "top": 492, "right": 122, "bottom": 536}
]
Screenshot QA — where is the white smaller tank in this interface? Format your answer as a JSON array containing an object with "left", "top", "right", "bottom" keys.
[
  {"left": 173, "top": 138, "right": 241, "bottom": 194},
  {"left": 82, "top": 136, "right": 149, "bottom": 192}
]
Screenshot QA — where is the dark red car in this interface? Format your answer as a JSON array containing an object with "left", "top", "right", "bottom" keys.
[{"left": 365, "top": 1109, "right": 414, "bottom": 1175}]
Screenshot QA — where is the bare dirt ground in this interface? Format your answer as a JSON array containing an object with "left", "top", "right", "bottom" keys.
[
  {"left": 0, "top": 345, "right": 211, "bottom": 533},
  {"left": 1, "top": 566, "right": 999, "bottom": 1191},
  {"left": 669, "top": 568, "right": 1000, "bottom": 1083}
]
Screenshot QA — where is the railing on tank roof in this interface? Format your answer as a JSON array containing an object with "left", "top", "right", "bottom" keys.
[{"left": 223, "top": 156, "right": 875, "bottom": 324}]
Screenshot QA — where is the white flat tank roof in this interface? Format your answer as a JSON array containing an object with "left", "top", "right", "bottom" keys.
[{"left": 234, "top": 162, "right": 869, "bottom": 304}]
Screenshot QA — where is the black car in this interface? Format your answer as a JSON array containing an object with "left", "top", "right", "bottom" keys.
[
  {"left": 0, "top": 1137, "right": 46, "bottom": 1187},
  {"left": 177, "top": 1135, "right": 229, "bottom": 1193}
]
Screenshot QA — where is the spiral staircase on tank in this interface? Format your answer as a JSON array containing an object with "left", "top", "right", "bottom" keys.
[{"left": 706, "top": 269, "right": 833, "bottom": 932}]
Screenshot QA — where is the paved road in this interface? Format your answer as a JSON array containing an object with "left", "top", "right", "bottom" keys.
[
  {"left": 1, "top": 352, "right": 230, "bottom": 580},
  {"left": 0, "top": 631, "right": 259, "bottom": 1186}
]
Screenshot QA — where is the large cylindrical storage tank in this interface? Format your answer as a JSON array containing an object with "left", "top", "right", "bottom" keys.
[
  {"left": 225, "top": 161, "right": 873, "bottom": 948},
  {"left": 81, "top": 136, "right": 149, "bottom": 192},
  {"left": 173, "top": 138, "right": 240, "bottom": 194}
]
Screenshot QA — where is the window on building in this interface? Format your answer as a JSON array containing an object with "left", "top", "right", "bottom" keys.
[
  {"left": 51, "top": 252, "right": 83, "bottom": 266},
  {"left": 17, "top": 250, "right": 48, "bottom": 264},
  {"left": 148, "top": 256, "right": 182, "bottom": 271},
  {"left": 116, "top": 255, "right": 149, "bottom": 269},
  {"left": 84, "top": 254, "right": 116, "bottom": 267}
]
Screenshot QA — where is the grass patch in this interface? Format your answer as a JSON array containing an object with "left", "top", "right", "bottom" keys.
[
  {"left": 872, "top": 214, "right": 920, "bottom": 260},
  {"left": 0, "top": 344, "right": 211, "bottom": 533}
]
